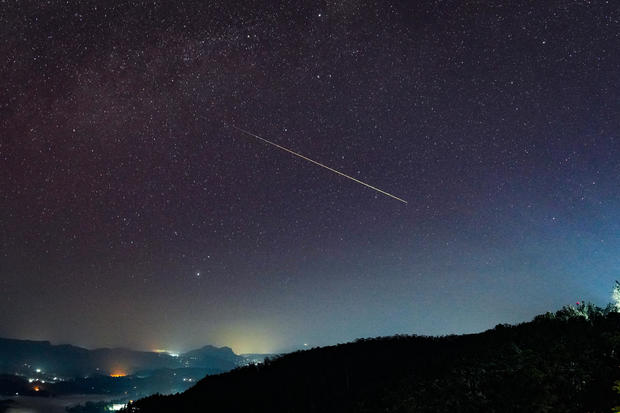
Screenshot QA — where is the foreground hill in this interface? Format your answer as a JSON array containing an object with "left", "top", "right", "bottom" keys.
[{"left": 127, "top": 307, "right": 620, "bottom": 413}]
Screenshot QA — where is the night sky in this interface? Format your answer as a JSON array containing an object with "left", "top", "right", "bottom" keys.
[{"left": 1, "top": 0, "right": 619, "bottom": 354}]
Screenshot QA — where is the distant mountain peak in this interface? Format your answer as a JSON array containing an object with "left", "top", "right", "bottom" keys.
[{"left": 0, "top": 337, "right": 243, "bottom": 377}]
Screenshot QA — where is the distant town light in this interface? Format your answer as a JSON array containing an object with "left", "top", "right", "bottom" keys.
[
  {"left": 110, "top": 369, "right": 127, "bottom": 377},
  {"left": 35, "top": 368, "right": 41, "bottom": 373},
  {"left": 153, "top": 349, "right": 179, "bottom": 357}
]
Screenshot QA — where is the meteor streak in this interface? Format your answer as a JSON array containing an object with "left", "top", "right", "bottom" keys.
[{"left": 233, "top": 126, "right": 407, "bottom": 204}]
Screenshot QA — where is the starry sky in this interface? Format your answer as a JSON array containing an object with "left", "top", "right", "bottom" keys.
[{"left": 1, "top": 0, "right": 619, "bottom": 354}]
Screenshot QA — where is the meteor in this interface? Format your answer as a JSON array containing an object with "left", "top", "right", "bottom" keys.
[{"left": 232, "top": 126, "right": 407, "bottom": 204}]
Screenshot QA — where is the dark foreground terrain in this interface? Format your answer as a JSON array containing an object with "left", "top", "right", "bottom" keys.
[{"left": 126, "top": 305, "right": 620, "bottom": 413}]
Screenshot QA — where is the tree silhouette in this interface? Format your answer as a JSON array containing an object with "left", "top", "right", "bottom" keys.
[{"left": 124, "top": 284, "right": 620, "bottom": 413}]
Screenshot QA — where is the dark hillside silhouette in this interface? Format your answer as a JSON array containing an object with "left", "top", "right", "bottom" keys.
[{"left": 126, "top": 304, "right": 620, "bottom": 413}]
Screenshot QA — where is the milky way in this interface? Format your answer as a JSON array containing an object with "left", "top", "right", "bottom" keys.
[{"left": 1, "top": 1, "right": 619, "bottom": 353}]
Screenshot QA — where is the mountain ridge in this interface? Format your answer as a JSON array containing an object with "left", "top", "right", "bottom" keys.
[{"left": 0, "top": 337, "right": 243, "bottom": 378}]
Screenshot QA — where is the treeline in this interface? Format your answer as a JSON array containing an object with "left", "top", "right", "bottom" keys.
[{"left": 126, "top": 303, "right": 620, "bottom": 412}]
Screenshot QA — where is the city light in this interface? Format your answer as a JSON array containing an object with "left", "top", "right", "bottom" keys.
[
  {"left": 152, "top": 349, "right": 179, "bottom": 357},
  {"left": 110, "top": 370, "right": 127, "bottom": 378}
]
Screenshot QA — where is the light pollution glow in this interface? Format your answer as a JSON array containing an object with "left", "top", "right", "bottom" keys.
[{"left": 210, "top": 325, "right": 280, "bottom": 354}]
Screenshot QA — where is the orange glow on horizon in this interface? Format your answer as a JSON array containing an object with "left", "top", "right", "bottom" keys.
[{"left": 110, "top": 370, "right": 127, "bottom": 377}]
